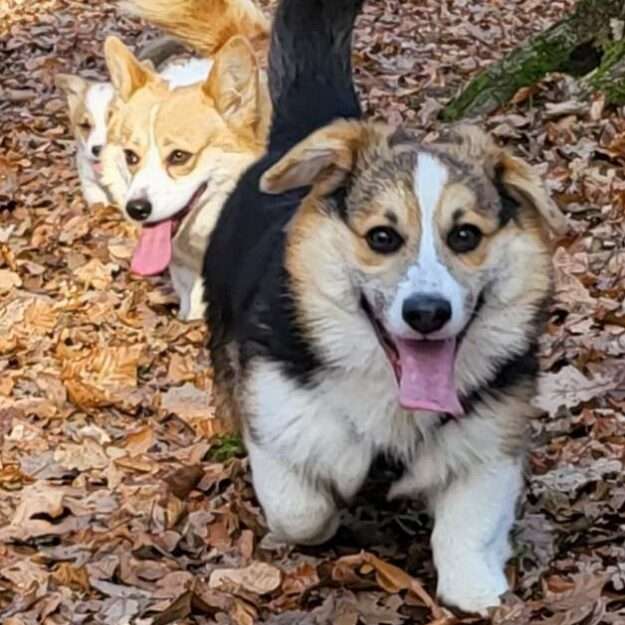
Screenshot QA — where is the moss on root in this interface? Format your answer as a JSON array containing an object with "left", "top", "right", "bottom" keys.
[
  {"left": 441, "top": 23, "right": 582, "bottom": 121},
  {"left": 440, "top": 0, "right": 625, "bottom": 121},
  {"left": 583, "top": 38, "right": 625, "bottom": 103},
  {"left": 209, "top": 434, "right": 245, "bottom": 462}
]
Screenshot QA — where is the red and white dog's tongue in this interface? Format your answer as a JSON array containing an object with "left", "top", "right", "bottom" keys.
[
  {"left": 130, "top": 220, "right": 174, "bottom": 276},
  {"left": 394, "top": 337, "right": 464, "bottom": 416}
]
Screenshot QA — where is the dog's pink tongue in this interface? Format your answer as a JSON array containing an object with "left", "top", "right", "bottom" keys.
[
  {"left": 394, "top": 337, "right": 463, "bottom": 416},
  {"left": 130, "top": 220, "right": 174, "bottom": 276}
]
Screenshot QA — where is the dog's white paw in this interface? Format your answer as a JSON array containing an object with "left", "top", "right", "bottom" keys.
[
  {"left": 177, "top": 294, "right": 205, "bottom": 322},
  {"left": 177, "top": 304, "right": 204, "bottom": 322},
  {"left": 436, "top": 557, "right": 507, "bottom": 615}
]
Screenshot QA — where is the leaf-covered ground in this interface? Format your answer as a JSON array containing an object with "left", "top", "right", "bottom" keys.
[{"left": 2, "top": 1, "right": 625, "bottom": 623}]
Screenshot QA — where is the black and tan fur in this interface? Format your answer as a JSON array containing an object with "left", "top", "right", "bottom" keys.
[{"left": 203, "top": 0, "right": 566, "bottom": 614}]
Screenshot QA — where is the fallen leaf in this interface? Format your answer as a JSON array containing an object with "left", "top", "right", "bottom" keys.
[
  {"left": 0, "top": 269, "right": 22, "bottom": 293},
  {"left": 124, "top": 426, "right": 156, "bottom": 456},
  {"left": 535, "top": 366, "right": 619, "bottom": 415},
  {"left": 209, "top": 561, "right": 282, "bottom": 595},
  {"left": 54, "top": 439, "right": 109, "bottom": 471}
]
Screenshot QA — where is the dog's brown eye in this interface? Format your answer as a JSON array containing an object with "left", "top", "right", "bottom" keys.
[
  {"left": 366, "top": 226, "right": 404, "bottom": 254},
  {"left": 79, "top": 121, "right": 91, "bottom": 131},
  {"left": 124, "top": 149, "right": 139, "bottom": 166},
  {"left": 167, "top": 150, "right": 192, "bottom": 166},
  {"left": 447, "top": 224, "right": 482, "bottom": 253}
]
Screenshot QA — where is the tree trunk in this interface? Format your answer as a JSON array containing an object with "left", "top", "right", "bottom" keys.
[{"left": 441, "top": 0, "right": 625, "bottom": 122}]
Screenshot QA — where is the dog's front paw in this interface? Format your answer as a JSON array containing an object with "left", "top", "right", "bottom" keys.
[
  {"left": 437, "top": 558, "right": 508, "bottom": 615},
  {"left": 177, "top": 298, "right": 205, "bottom": 322}
]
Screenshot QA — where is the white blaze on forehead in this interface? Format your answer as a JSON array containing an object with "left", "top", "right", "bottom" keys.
[
  {"left": 415, "top": 152, "right": 448, "bottom": 275},
  {"left": 84, "top": 82, "right": 115, "bottom": 151},
  {"left": 416, "top": 152, "right": 449, "bottom": 223},
  {"left": 384, "top": 151, "right": 468, "bottom": 340},
  {"left": 126, "top": 105, "right": 164, "bottom": 205}
]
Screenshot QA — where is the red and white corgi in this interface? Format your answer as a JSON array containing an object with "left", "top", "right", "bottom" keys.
[{"left": 101, "top": 0, "right": 270, "bottom": 320}]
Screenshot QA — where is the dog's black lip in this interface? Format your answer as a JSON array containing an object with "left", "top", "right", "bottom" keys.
[
  {"left": 360, "top": 295, "right": 400, "bottom": 381},
  {"left": 360, "top": 296, "right": 397, "bottom": 352},
  {"left": 457, "top": 290, "right": 485, "bottom": 347},
  {"left": 143, "top": 180, "right": 208, "bottom": 230}
]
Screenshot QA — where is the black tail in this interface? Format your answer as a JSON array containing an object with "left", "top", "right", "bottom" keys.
[{"left": 267, "top": 0, "right": 364, "bottom": 152}]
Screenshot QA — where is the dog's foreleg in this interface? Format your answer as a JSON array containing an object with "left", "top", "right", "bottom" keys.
[
  {"left": 186, "top": 276, "right": 206, "bottom": 321},
  {"left": 81, "top": 178, "right": 111, "bottom": 207},
  {"left": 78, "top": 155, "right": 110, "bottom": 207},
  {"left": 430, "top": 457, "right": 522, "bottom": 614},
  {"left": 170, "top": 264, "right": 205, "bottom": 321},
  {"left": 247, "top": 438, "right": 340, "bottom": 546},
  {"left": 170, "top": 266, "right": 191, "bottom": 321}
]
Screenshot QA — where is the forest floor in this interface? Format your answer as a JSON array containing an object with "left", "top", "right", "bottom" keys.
[{"left": 1, "top": 0, "right": 625, "bottom": 623}]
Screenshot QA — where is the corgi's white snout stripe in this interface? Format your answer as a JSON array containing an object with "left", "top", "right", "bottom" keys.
[
  {"left": 386, "top": 152, "right": 468, "bottom": 339},
  {"left": 84, "top": 83, "right": 115, "bottom": 158}
]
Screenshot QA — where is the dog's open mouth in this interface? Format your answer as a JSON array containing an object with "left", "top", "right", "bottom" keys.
[
  {"left": 130, "top": 181, "right": 208, "bottom": 277},
  {"left": 361, "top": 296, "right": 464, "bottom": 416}
]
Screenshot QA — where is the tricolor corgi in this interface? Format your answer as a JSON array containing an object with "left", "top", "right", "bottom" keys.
[
  {"left": 101, "top": 0, "right": 270, "bottom": 321},
  {"left": 203, "top": 0, "right": 567, "bottom": 614}
]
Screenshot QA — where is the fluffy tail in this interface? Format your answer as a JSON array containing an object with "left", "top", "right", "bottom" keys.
[
  {"left": 267, "top": 0, "right": 364, "bottom": 152},
  {"left": 120, "top": 0, "right": 270, "bottom": 57},
  {"left": 136, "top": 35, "right": 188, "bottom": 69}
]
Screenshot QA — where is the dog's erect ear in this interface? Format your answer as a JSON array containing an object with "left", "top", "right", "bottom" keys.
[
  {"left": 55, "top": 73, "right": 89, "bottom": 116},
  {"left": 260, "top": 120, "right": 365, "bottom": 195},
  {"left": 104, "top": 36, "right": 155, "bottom": 102},
  {"left": 441, "top": 124, "right": 567, "bottom": 235},
  {"left": 204, "top": 36, "right": 260, "bottom": 132}
]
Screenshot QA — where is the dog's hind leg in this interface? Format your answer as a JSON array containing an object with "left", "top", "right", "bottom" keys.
[
  {"left": 247, "top": 439, "right": 340, "bottom": 546},
  {"left": 429, "top": 457, "right": 522, "bottom": 614}
]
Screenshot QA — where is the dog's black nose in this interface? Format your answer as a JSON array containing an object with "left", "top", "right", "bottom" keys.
[
  {"left": 402, "top": 295, "right": 452, "bottom": 335},
  {"left": 91, "top": 145, "right": 102, "bottom": 158},
  {"left": 126, "top": 198, "right": 152, "bottom": 221}
]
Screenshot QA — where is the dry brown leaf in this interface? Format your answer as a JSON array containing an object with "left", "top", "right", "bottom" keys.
[
  {"left": 0, "top": 482, "right": 80, "bottom": 540},
  {"left": 61, "top": 344, "right": 142, "bottom": 409},
  {"left": 0, "top": 559, "right": 48, "bottom": 591},
  {"left": 0, "top": 269, "right": 22, "bottom": 293},
  {"left": 107, "top": 238, "right": 135, "bottom": 260},
  {"left": 167, "top": 352, "right": 197, "bottom": 383},
  {"left": 209, "top": 561, "right": 282, "bottom": 595},
  {"left": 74, "top": 258, "right": 117, "bottom": 289},
  {"left": 336, "top": 552, "right": 443, "bottom": 618},
  {"left": 124, "top": 426, "right": 156, "bottom": 456},
  {"left": 160, "top": 382, "right": 226, "bottom": 436},
  {"left": 231, "top": 598, "right": 258, "bottom": 625},
  {"left": 535, "top": 366, "right": 619, "bottom": 415},
  {"left": 281, "top": 562, "right": 320, "bottom": 596},
  {"left": 51, "top": 563, "right": 91, "bottom": 592},
  {"left": 54, "top": 439, "right": 109, "bottom": 471}
]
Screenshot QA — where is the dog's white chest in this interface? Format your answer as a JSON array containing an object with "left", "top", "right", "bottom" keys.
[{"left": 245, "top": 354, "right": 440, "bottom": 498}]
